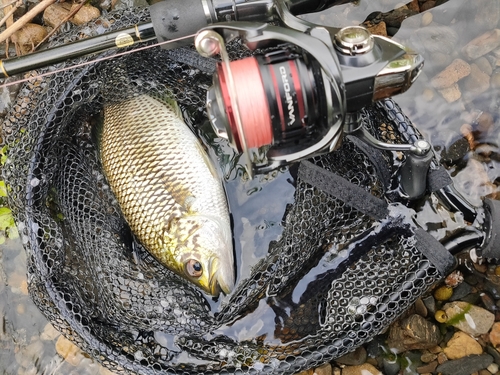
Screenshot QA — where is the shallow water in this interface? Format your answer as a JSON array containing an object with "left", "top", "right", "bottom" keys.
[{"left": 2, "top": 0, "right": 500, "bottom": 373}]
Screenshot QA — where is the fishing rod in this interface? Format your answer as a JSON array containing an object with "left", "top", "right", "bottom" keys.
[{"left": 0, "top": 0, "right": 350, "bottom": 78}]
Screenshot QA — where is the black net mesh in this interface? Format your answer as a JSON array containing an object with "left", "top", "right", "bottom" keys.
[{"left": 2, "top": 7, "right": 452, "bottom": 374}]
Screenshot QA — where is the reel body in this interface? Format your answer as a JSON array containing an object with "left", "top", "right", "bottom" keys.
[{"left": 191, "top": 9, "right": 424, "bottom": 175}]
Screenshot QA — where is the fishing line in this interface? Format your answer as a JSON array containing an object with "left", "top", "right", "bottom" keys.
[
  {"left": 218, "top": 57, "right": 273, "bottom": 149},
  {"left": 0, "top": 33, "right": 197, "bottom": 88}
]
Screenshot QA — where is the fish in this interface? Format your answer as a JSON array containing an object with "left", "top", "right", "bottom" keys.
[{"left": 99, "top": 94, "right": 234, "bottom": 296}]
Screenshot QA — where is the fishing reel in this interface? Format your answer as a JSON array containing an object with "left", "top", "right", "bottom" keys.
[{"left": 193, "top": 21, "right": 425, "bottom": 178}]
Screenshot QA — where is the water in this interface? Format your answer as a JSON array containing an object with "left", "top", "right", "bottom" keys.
[{"left": 2, "top": 0, "right": 500, "bottom": 373}]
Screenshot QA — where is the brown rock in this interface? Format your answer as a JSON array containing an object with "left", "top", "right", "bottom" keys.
[
  {"left": 463, "top": 63, "right": 491, "bottom": 96},
  {"left": 341, "top": 363, "right": 382, "bottom": 375},
  {"left": 13, "top": 23, "right": 48, "bottom": 54},
  {"left": 437, "top": 352, "right": 448, "bottom": 365},
  {"left": 314, "top": 363, "right": 332, "bottom": 375},
  {"left": 417, "top": 360, "right": 438, "bottom": 374},
  {"left": 474, "top": 0, "right": 500, "bottom": 32},
  {"left": 70, "top": 3, "right": 100, "bottom": 25},
  {"left": 492, "top": 70, "right": 500, "bottom": 88},
  {"left": 444, "top": 331, "right": 483, "bottom": 359},
  {"left": 443, "top": 301, "right": 495, "bottom": 336},
  {"left": 296, "top": 370, "right": 313, "bottom": 375},
  {"left": 489, "top": 322, "right": 500, "bottom": 348},
  {"left": 420, "top": 1, "right": 435, "bottom": 12},
  {"left": 336, "top": 346, "right": 367, "bottom": 366},
  {"left": 415, "top": 297, "right": 428, "bottom": 317},
  {"left": 365, "top": 21, "right": 387, "bottom": 37},
  {"left": 421, "top": 352, "right": 437, "bottom": 363},
  {"left": 438, "top": 83, "right": 461, "bottom": 103},
  {"left": 407, "top": 0, "right": 419, "bottom": 12},
  {"left": 387, "top": 314, "right": 441, "bottom": 352},
  {"left": 475, "top": 57, "right": 493, "bottom": 76},
  {"left": 462, "top": 29, "right": 500, "bottom": 60},
  {"left": 431, "top": 59, "right": 471, "bottom": 89},
  {"left": 43, "top": 2, "right": 71, "bottom": 28},
  {"left": 56, "top": 335, "right": 85, "bottom": 366}
]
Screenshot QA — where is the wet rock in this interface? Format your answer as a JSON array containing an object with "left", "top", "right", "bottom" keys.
[
  {"left": 463, "top": 63, "right": 491, "bottom": 96},
  {"left": 486, "top": 346, "right": 500, "bottom": 365},
  {"left": 443, "top": 331, "right": 483, "bottom": 359},
  {"left": 43, "top": 2, "right": 71, "bottom": 28},
  {"left": 336, "top": 346, "right": 367, "bottom": 366},
  {"left": 435, "top": 354, "right": 494, "bottom": 375},
  {"left": 12, "top": 23, "right": 47, "bottom": 55},
  {"left": 314, "top": 363, "right": 332, "bottom": 375},
  {"left": 40, "top": 322, "right": 60, "bottom": 341},
  {"left": 416, "top": 25, "right": 459, "bottom": 55},
  {"left": 417, "top": 360, "right": 437, "bottom": 374},
  {"left": 383, "top": 7, "right": 417, "bottom": 28},
  {"left": 437, "top": 351, "right": 448, "bottom": 365},
  {"left": 56, "top": 335, "right": 86, "bottom": 366},
  {"left": 489, "top": 322, "right": 500, "bottom": 348},
  {"left": 484, "top": 280, "right": 500, "bottom": 300},
  {"left": 488, "top": 362, "right": 499, "bottom": 373},
  {"left": 387, "top": 314, "right": 441, "bottom": 352},
  {"left": 364, "top": 21, "right": 387, "bottom": 37},
  {"left": 15, "top": 340, "right": 44, "bottom": 368},
  {"left": 296, "top": 370, "right": 313, "bottom": 375},
  {"left": 422, "top": 295, "right": 437, "bottom": 315},
  {"left": 415, "top": 298, "right": 428, "bottom": 317},
  {"left": 407, "top": 0, "right": 419, "bottom": 12},
  {"left": 475, "top": 57, "right": 493, "bottom": 76},
  {"left": 431, "top": 59, "right": 471, "bottom": 90},
  {"left": 341, "top": 363, "right": 382, "bottom": 375},
  {"left": 419, "top": 1, "right": 435, "bottom": 12},
  {"left": 420, "top": 11, "right": 432, "bottom": 26},
  {"left": 421, "top": 351, "right": 437, "bottom": 363},
  {"left": 70, "top": 3, "right": 100, "bottom": 26},
  {"left": 462, "top": 29, "right": 500, "bottom": 61},
  {"left": 480, "top": 293, "right": 497, "bottom": 313},
  {"left": 474, "top": 0, "right": 500, "bottom": 32},
  {"left": 443, "top": 301, "right": 495, "bottom": 336},
  {"left": 449, "top": 281, "right": 473, "bottom": 301}
]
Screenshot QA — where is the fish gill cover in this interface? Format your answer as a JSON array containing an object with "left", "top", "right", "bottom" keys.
[{"left": 1, "top": 7, "right": 455, "bottom": 375}]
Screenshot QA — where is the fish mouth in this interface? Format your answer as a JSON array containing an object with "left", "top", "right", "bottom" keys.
[{"left": 208, "top": 258, "right": 234, "bottom": 296}]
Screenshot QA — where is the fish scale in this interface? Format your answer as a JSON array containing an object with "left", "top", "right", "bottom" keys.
[{"left": 100, "top": 94, "right": 234, "bottom": 296}]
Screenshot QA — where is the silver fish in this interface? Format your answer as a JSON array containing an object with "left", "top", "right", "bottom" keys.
[{"left": 100, "top": 94, "right": 234, "bottom": 296}]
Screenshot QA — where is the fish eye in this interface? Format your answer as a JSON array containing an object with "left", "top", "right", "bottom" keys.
[{"left": 185, "top": 259, "right": 203, "bottom": 278}]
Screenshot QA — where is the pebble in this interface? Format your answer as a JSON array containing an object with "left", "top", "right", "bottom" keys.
[
  {"left": 416, "top": 25, "right": 459, "bottom": 55},
  {"left": 443, "top": 301, "right": 495, "bottom": 336},
  {"left": 480, "top": 293, "right": 497, "bottom": 313},
  {"left": 489, "top": 322, "right": 500, "bottom": 348},
  {"left": 70, "top": 3, "right": 100, "bottom": 26},
  {"left": 335, "top": 346, "right": 367, "bottom": 366},
  {"left": 387, "top": 314, "right": 441, "bottom": 352},
  {"left": 422, "top": 295, "right": 437, "bottom": 315},
  {"left": 313, "top": 363, "right": 332, "bottom": 375},
  {"left": 364, "top": 21, "right": 387, "bottom": 37},
  {"left": 417, "top": 360, "right": 437, "bottom": 374},
  {"left": 420, "top": 12, "right": 432, "bottom": 26},
  {"left": 462, "top": 29, "right": 500, "bottom": 60},
  {"left": 13, "top": 23, "right": 48, "bottom": 55},
  {"left": 463, "top": 63, "right": 491, "bottom": 96},
  {"left": 43, "top": 2, "right": 71, "bottom": 28},
  {"left": 438, "top": 84, "right": 460, "bottom": 103},
  {"left": 449, "top": 281, "right": 473, "bottom": 301},
  {"left": 443, "top": 331, "right": 483, "bottom": 359},
  {"left": 421, "top": 352, "right": 437, "bottom": 363},
  {"left": 431, "top": 59, "right": 471, "bottom": 90},
  {"left": 474, "top": 0, "right": 500, "bottom": 32},
  {"left": 40, "top": 323, "right": 60, "bottom": 341},
  {"left": 55, "top": 335, "right": 85, "bottom": 366},
  {"left": 488, "top": 363, "right": 499, "bottom": 373},
  {"left": 341, "top": 363, "right": 383, "bottom": 375},
  {"left": 414, "top": 297, "right": 427, "bottom": 317},
  {"left": 475, "top": 57, "right": 493, "bottom": 76},
  {"left": 436, "top": 354, "right": 494, "bottom": 375}
]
